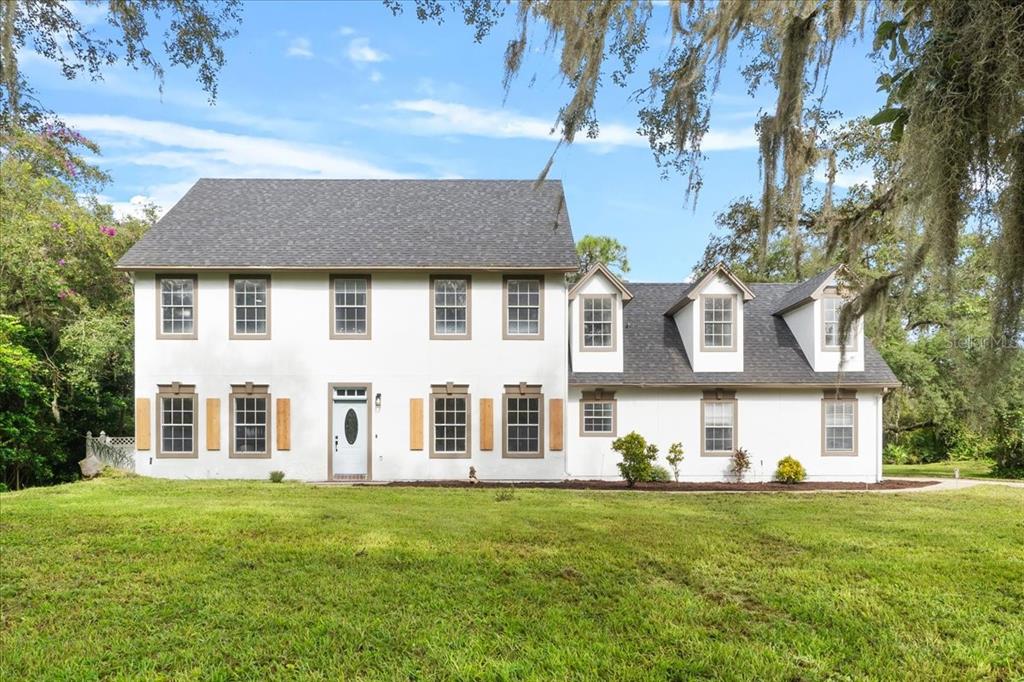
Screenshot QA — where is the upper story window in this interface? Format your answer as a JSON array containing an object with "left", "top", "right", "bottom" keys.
[
  {"left": 230, "top": 276, "right": 270, "bottom": 339},
  {"left": 504, "top": 276, "right": 543, "bottom": 339},
  {"left": 701, "top": 295, "right": 735, "bottom": 351},
  {"left": 156, "top": 383, "right": 197, "bottom": 458},
  {"left": 230, "top": 383, "right": 271, "bottom": 458},
  {"left": 580, "top": 390, "right": 616, "bottom": 437},
  {"left": 331, "top": 275, "right": 371, "bottom": 339},
  {"left": 157, "top": 275, "right": 197, "bottom": 339},
  {"left": 701, "top": 390, "right": 737, "bottom": 456},
  {"left": 430, "top": 384, "right": 470, "bottom": 458},
  {"left": 503, "top": 384, "right": 543, "bottom": 458},
  {"left": 581, "top": 295, "right": 614, "bottom": 351},
  {"left": 431, "top": 276, "right": 471, "bottom": 339},
  {"left": 821, "top": 294, "right": 858, "bottom": 351},
  {"left": 823, "top": 391, "right": 857, "bottom": 456}
]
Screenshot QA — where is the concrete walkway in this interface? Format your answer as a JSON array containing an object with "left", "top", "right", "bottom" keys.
[{"left": 881, "top": 476, "right": 1024, "bottom": 493}]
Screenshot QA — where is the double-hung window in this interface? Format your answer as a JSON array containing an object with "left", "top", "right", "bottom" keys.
[
  {"left": 230, "top": 383, "right": 271, "bottom": 458},
  {"left": 431, "top": 276, "right": 471, "bottom": 339},
  {"left": 504, "top": 276, "right": 543, "bottom": 338},
  {"left": 701, "top": 391, "right": 737, "bottom": 456},
  {"left": 701, "top": 295, "right": 735, "bottom": 350},
  {"left": 581, "top": 295, "right": 614, "bottom": 350},
  {"left": 430, "top": 384, "right": 470, "bottom": 458},
  {"left": 157, "top": 275, "right": 197, "bottom": 339},
  {"left": 156, "top": 383, "right": 197, "bottom": 458},
  {"left": 823, "top": 392, "right": 857, "bottom": 455},
  {"left": 504, "top": 384, "right": 543, "bottom": 457},
  {"left": 580, "top": 390, "right": 616, "bottom": 437},
  {"left": 230, "top": 276, "right": 270, "bottom": 339},
  {"left": 331, "top": 276, "right": 370, "bottom": 339},
  {"left": 821, "top": 294, "right": 859, "bottom": 351}
]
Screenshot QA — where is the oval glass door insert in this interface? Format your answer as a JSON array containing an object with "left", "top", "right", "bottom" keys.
[{"left": 344, "top": 408, "right": 358, "bottom": 445}]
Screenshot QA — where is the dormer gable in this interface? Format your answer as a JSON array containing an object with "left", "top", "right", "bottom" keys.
[
  {"left": 569, "top": 263, "right": 632, "bottom": 373},
  {"left": 667, "top": 263, "right": 752, "bottom": 373},
  {"left": 775, "top": 265, "right": 865, "bottom": 372}
]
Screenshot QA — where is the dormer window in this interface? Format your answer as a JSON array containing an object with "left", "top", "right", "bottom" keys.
[
  {"left": 821, "top": 292, "right": 859, "bottom": 352},
  {"left": 581, "top": 295, "right": 615, "bottom": 351},
  {"left": 701, "top": 295, "right": 735, "bottom": 351}
]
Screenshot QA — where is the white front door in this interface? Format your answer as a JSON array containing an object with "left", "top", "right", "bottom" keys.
[{"left": 332, "top": 387, "right": 368, "bottom": 478}]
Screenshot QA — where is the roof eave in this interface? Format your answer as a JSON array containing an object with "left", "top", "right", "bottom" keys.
[{"left": 115, "top": 264, "right": 579, "bottom": 273}]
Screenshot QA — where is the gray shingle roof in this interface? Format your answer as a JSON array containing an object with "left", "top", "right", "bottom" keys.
[
  {"left": 117, "top": 179, "right": 578, "bottom": 270},
  {"left": 570, "top": 282, "right": 899, "bottom": 387},
  {"left": 771, "top": 264, "right": 840, "bottom": 315}
]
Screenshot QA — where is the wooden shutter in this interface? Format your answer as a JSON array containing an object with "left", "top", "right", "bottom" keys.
[
  {"left": 135, "top": 398, "right": 151, "bottom": 450},
  {"left": 410, "top": 398, "right": 424, "bottom": 450},
  {"left": 549, "top": 398, "right": 564, "bottom": 451},
  {"left": 480, "top": 398, "right": 494, "bottom": 450},
  {"left": 276, "top": 398, "right": 291, "bottom": 450},
  {"left": 206, "top": 398, "right": 221, "bottom": 450}
]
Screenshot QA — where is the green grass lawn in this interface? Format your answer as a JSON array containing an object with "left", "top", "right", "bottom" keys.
[
  {"left": 884, "top": 458, "right": 1005, "bottom": 479},
  {"left": 2, "top": 479, "right": 1023, "bottom": 680}
]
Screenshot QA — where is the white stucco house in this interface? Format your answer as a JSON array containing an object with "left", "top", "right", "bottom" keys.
[{"left": 119, "top": 179, "right": 899, "bottom": 483}]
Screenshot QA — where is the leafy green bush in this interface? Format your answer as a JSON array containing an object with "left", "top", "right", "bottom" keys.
[
  {"left": 612, "top": 432, "right": 658, "bottom": 487},
  {"left": 666, "top": 442, "right": 684, "bottom": 481},
  {"left": 774, "top": 456, "right": 807, "bottom": 484},
  {"left": 269, "top": 471, "right": 285, "bottom": 483},
  {"left": 883, "top": 442, "right": 913, "bottom": 464},
  {"left": 648, "top": 465, "right": 671, "bottom": 483},
  {"left": 729, "top": 448, "right": 752, "bottom": 482},
  {"left": 992, "top": 404, "right": 1024, "bottom": 478}
]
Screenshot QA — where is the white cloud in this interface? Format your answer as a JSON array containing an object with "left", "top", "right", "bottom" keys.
[
  {"left": 814, "top": 163, "right": 875, "bottom": 189},
  {"left": 369, "top": 70, "right": 383, "bottom": 83},
  {"left": 347, "top": 37, "right": 388, "bottom": 63},
  {"left": 64, "top": 115, "right": 410, "bottom": 213},
  {"left": 286, "top": 37, "right": 314, "bottom": 59},
  {"left": 337, "top": 26, "right": 357, "bottom": 36},
  {"left": 388, "top": 99, "right": 757, "bottom": 151},
  {"left": 69, "top": 1, "right": 107, "bottom": 26}
]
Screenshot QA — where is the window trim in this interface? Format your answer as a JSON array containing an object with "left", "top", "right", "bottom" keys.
[
  {"left": 502, "top": 383, "right": 545, "bottom": 459},
  {"left": 822, "top": 389, "right": 858, "bottom": 457},
  {"left": 155, "top": 274, "right": 198, "bottom": 340},
  {"left": 502, "top": 275, "right": 545, "bottom": 340},
  {"left": 329, "top": 274, "right": 372, "bottom": 340},
  {"left": 228, "top": 274, "right": 271, "bottom": 340},
  {"left": 229, "top": 383, "right": 272, "bottom": 459},
  {"left": 820, "top": 289, "right": 860, "bottom": 353},
  {"left": 700, "top": 390, "right": 738, "bottom": 457},
  {"left": 429, "top": 275, "right": 472, "bottom": 340},
  {"left": 429, "top": 383, "right": 471, "bottom": 459},
  {"left": 155, "top": 383, "right": 198, "bottom": 459},
  {"left": 579, "top": 294, "right": 616, "bottom": 352},
  {"left": 699, "top": 294, "right": 737, "bottom": 352},
  {"left": 579, "top": 389, "right": 617, "bottom": 437}
]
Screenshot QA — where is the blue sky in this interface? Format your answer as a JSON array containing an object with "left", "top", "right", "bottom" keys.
[{"left": 25, "top": 1, "right": 885, "bottom": 282}]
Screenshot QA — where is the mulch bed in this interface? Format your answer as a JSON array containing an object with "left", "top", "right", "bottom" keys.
[{"left": 371, "top": 479, "right": 940, "bottom": 492}]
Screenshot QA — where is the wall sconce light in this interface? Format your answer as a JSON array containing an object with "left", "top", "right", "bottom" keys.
[{"left": 375, "top": 393, "right": 382, "bottom": 408}]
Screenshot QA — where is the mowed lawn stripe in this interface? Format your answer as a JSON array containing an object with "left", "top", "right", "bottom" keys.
[{"left": 1, "top": 479, "right": 1022, "bottom": 680}]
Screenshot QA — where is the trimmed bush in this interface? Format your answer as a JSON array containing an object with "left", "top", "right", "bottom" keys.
[
  {"left": 648, "top": 465, "right": 671, "bottom": 483},
  {"left": 612, "top": 432, "right": 658, "bottom": 487},
  {"left": 775, "top": 456, "right": 807, "bottom": 484},
  {"left": 269, "top": 471, "right": 285, "bottom": 483}
]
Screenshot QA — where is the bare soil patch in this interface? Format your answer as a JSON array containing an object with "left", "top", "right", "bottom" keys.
[{"left": 373, "top": 479, "right": 939, "bottom": 492}]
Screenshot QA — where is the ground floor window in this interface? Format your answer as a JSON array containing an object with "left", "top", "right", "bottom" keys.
[
  {"left": 701, "top": 390, "right": 737, "bottom": 456},
  {"left": 580, "top": 390, "right": 616, "bottom": 436},
  {"left": 430, "top": 384, "right": 470, "bottom": 457},
  {"left": 504, "top": 384, "right": 543, "bottom": 457},
  {"left": 230, "top": 383, "right": 271, "bottom": 457},
  {"left": 823, "top": 391, "right": 858, "bottom": 455},
  {"left": 157, "top": 383, "right": 197, "bottom": 458}
]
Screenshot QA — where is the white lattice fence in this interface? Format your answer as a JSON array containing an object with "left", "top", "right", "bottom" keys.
[{"left": 86, "top": 431, "right": 136, "bottom": 471}]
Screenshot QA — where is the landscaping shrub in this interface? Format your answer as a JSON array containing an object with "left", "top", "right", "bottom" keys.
[
  {"left": 612, "top": 431, "right": 658, "bottom": 487},
  {"left": 269, "top": 471, "right": 285, "bottom": 483},
  {"left": 775, "top": 456, "right": 807, "bottom": 484},
  {"left": 992, "top": 404, "right": 1024, "bottom": 478},
  {"left": 648, "top": 465, "right": 671, "bottom": 483},
  {"left": 729, "top": 447, "right": 752, "bottom": 482},
  {"left": 666, "top": 442, "right": 684, "bottom": 481}
]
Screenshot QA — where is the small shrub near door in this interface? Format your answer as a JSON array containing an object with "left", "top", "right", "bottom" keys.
[
  {"left": 775, "top": 456, "right": 807, "bottom": 484},
  {"left": 269, "top": 471, "right": 285, "bottom": 483},
  {"left": 612, "top": 431, "right": 658, "bottom": 486}
]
